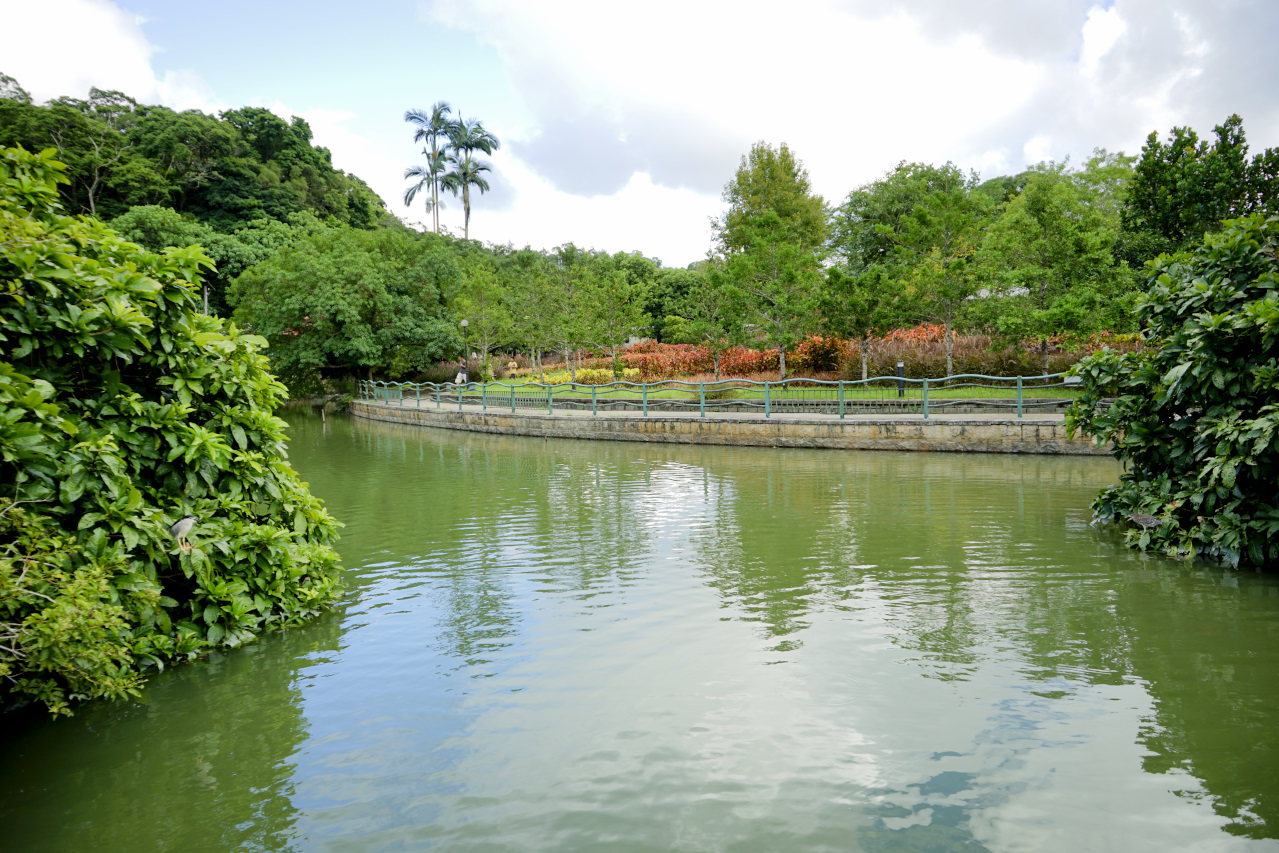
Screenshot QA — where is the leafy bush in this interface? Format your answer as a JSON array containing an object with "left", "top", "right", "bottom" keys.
[
  {"left": 539, "top": 368, "right": 641, "bottom": 386},
  {"left": 1067, "top": 214, "right": 1279, "bottom": 566},
  {"left": 1, "top": 500, "right": 143, "bottom": 715},
  {"left": 0, "top": 147, "right": 342, "bottom": 713},
  {"left": 792, "top": 335, "right": 850, "bottom": 372}
]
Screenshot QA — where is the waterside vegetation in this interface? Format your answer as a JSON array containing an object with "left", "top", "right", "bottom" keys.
[{"left": 0, "top": 148, "right": 341, "bottom": 715}]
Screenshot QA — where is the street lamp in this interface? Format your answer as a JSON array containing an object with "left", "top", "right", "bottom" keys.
[{"left": 460, "top": 319, "right": 469, "bottom": 386}]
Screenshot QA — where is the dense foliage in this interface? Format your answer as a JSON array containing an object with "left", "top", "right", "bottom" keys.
[
  {"left": 228, "top": 225, "right": 460, "bottom": 391},
  {"left": 1121, "top": 115, "right": 1279, "bottom": 264},
  {"left": 0, "top": 147, "right": 342, "bottom": 714},
  {"left": 0, "top": 83, "right": 385, "bottom": 229},
  {"left": 1067, "top": 214, "right": 1279, "bottom": 567}
]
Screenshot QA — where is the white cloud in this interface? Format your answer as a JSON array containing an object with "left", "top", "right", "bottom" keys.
[
  {"left": 462, "top": 156, "right": 717, "bottom": 265},
  {"left": 0, "top": 0, "right": 218, "bottom": 112},
  {"left": 5, "top": 0, "right": 1276, "bottom": 268},
  {"left": 427, "top": 0, "right": 1042, "bottom": 203},
  {"left": 1079, "top": 5, "right": 1127, "bottom": 80}
]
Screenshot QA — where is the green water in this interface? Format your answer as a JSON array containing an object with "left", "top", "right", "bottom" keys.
[{"left": 3, "top": 413, "right": 1279, "bottom": 852}]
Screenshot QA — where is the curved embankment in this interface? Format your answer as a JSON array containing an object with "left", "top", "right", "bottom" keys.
[{"left": 351, "top": 401, "right": 1110, "bottom": 455}]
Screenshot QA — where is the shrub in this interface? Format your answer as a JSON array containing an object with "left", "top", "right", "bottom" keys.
[
  {"left": 793, "top": 335, "right": 850, "bottom": 372},
  {"left": 1068, "top": 214, "right": 1279, "bottom": 567},
  {"left": 0, "top": 147, "right": 342, "bottom": 714}
]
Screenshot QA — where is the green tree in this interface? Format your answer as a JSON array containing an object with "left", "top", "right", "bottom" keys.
[
  {"left": 228, "top": 226, "right": 459, "bottom": 387},
  {"left": 664, "top": 264, "right": 744, "bottom": 379},
  {"left": 545, "top": 243, "right": 597, "bottom": 379},
  {"left": 819, "top": 265, "right": 905, "bottom": 379},
  {"left": 1121, "top": 115, "right": 1277, "bottom": 265},
  {"left": 978, "top": 166, "right": 1137, "bottom": 371},
  {"left": 502, "top": 248, "right": 557, "bottom": 379},
  {"left": 716, "top": 142, "right": 827, "bottom": 378},
  {"left": 720, "top": 210, "right": 824, "bottom": 378},
  {"left": 0, "top": 80, "right": 386, "bottom": 232},
  {"left": 109, "top": 205, "right": 255, "bottom": 315},
  {"left": 583, "top": 259, "right": 651, "bottom": 378},
  {"left": 1066, "top": 214, "right": 1279, "bottom": 567},
  {"left": 0, "top": 72, "right": 31, "bottom": 104},
  {"left": 646, "top": 265, "right": 702, "bottom": 342},
  {"left": 0, "top": 146, "right": 342, "bottom": 713},
  {"left": 840, "top": 162, "right": 991, "bottom": 376},
  {"left": 452, "top": 257, "right": 513, "bottom": 376},
  {"left": 717, "top": 141, "right": 827, "bottom": 254}
]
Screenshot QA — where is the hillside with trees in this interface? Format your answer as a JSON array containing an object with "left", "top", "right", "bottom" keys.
[{"left": 2, "top": 71, "right": 1276, "bottom": 400}]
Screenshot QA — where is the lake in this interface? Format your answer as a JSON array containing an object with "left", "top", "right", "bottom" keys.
[{"left": 2, "top": 411, "right": 1277, "bottom": 852}]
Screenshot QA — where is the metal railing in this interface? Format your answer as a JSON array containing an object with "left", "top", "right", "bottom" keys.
[{"left": 360, "top": 373, "right": 1082, "bottom": 420}]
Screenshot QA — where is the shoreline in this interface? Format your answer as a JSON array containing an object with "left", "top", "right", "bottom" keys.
[{"left": 351, "top": 400, "right": 1110, "bottom": 455}]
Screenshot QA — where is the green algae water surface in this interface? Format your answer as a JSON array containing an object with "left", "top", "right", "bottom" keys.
[{"left": 3, "top": 412, "right": 1278, "bottom": 852}]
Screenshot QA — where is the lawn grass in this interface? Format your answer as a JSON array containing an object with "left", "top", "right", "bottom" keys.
[{"left": 465, "top": 377, "right": 1080, "bottom": 402}]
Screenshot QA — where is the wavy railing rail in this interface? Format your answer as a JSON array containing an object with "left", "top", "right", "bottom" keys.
[{"left": 358, "top": 373, "right": 1081, "bottom": 420}]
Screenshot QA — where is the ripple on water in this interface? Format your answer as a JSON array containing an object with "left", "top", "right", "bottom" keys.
[{"left": 1, "top": 416, "right": 1276, "bottom": 851}]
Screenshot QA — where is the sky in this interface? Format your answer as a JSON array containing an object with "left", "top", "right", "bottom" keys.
[{"left": 3, "top": 0, "right": 1277, "bottom": 268}]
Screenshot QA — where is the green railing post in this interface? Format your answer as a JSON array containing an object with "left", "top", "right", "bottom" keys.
[
  {"left": 511, "top": 383, "right": 516, "bottom": 413},
  {"left": 548, "top": 385, "right": 553, "bottom": 414},
  {"left": 1016, "top": 376, "right": 1023, "bottom": 420},
  {"left": 765, "top": 382, "right": 771, "bottom": 418},
  {"left": 838, "top": 381, "right": 845, "bottom": 419},
  {"left": 416, "top": 384, "right": 421, "bottom": 408},
  {"left": 458, "top": 382, "right": 463, "bottom": 412},
  {"left": 923, "top": 378, "right": 929, "bottom": 420},
  {"left": 592, "top": 385, "right": 597, "bottom": 416},
  {"left": 435, "top": 384, "right": 441, "bottom": 409},
  {"left": 699, "top": 383, "right": 705, "bottom": 418},
  {"left": 482, "top": 382, "right": 487, "bottom": 412},
  {"left": 642, "top": 384, "right": 648, "bottom": 417}
]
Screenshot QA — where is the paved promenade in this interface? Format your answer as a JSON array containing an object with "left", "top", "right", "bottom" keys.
[{"left": 351, "top": 398, "right": 1109, "bottom": 455}]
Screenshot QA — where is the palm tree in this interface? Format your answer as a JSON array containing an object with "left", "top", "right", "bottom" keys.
[
  {"left": 403, "top": 149, "right": 449, "bottom": 226},
  {"left": 444, "top": 116, "right": 500, "bottom": 241},
  {"left": 403, "top": 102, "right": 454, "bottom": 232},
  {"left": 442, "top": 156, "right": 493, "bottom": 240}
]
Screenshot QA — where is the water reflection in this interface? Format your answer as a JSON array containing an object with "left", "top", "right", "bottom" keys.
[
  {"left": 0, "top": 611, "right": 345, "bottom": 852},
  {"left": 2, "top": 413, "right": 1277, "bottom": 851}
]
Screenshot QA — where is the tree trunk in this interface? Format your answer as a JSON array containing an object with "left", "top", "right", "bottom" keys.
[
  {"left": 944, "top": 324, "right": 954, "bottom": 379},
  {"left": 1040, "top": 338, "right": 1050, "bottom": 375},
  {"left": 778, "top": 346, "right": 787, "bottom": 380},
  {"left": 860, "top": 334, "right": 870, "bottom": 380},
  {"left": 462, "top": 185, "right": 471, "bottom": 240},
  {"left": 712, "top": 352, "right": 721, "bottom": 381}
]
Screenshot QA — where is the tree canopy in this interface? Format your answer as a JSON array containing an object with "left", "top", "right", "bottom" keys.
[
  {"left": 228, "top": 225, "right": 460, "bottom": 389},
  {"left": 0, "top": 146, "right": 342, "bottom": 714},
  {"left": 1121, "top": 114, "right": 1278, "bottom": 265},
  {"left": 0, "top": 80, "right": 387, "bottom": 230}
]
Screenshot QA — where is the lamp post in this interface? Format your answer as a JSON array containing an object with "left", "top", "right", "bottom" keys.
[{"left": 460, "top": 318, "right": 469, "bottom": 387}]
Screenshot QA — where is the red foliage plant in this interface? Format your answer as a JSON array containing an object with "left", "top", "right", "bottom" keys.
[{"left": 566, "top": 327, "right": 1141, "bottom": 382}]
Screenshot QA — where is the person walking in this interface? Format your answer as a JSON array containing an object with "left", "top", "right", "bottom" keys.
[{"left": 455, "top": 356, "right": 468, "bottom": 385}]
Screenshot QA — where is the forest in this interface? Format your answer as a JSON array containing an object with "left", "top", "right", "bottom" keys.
[{"left": 2, "top": 73, "right": 1277, "bottom": 394}]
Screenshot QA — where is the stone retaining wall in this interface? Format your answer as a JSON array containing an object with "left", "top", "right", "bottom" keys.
[{"left": 351, "top": 402, "right": 1110, "bottom": 455}]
